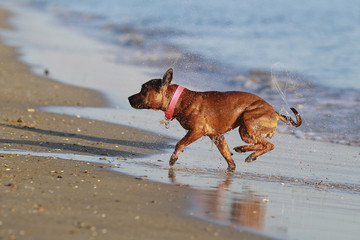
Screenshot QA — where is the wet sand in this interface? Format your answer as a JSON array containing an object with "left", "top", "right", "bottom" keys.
[{"left": 0, "top": 8, "right": 273, "bottom": 240}]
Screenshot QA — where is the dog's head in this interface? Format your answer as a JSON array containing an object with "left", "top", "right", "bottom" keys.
[{"left": 128, "top": 68, "right": 173, "bottom": 110}]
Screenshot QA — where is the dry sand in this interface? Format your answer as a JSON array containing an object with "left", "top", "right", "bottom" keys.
[{"left": 0, "top": 8, "right": 273, "bottom": 240}]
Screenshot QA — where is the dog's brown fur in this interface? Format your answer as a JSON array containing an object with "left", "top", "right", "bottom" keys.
[{"left": 128, "top": 68, "right": 301, "bottom": 172}]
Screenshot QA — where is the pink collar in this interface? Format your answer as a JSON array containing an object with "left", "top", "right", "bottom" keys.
[{"left": 165, "top": 85, "right": 185, "bottom": 120}]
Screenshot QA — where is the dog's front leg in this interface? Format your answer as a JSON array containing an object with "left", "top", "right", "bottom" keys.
[{"left": 169, "top": 130, "right": 203, "bottom": 166}]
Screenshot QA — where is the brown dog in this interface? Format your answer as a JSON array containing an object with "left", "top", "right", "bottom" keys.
[{"left": 128, "top": 68, "right": 301, "bottom": 172}]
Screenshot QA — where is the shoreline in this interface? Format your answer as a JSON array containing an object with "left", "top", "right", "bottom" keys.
[
  {"left": 2, "top": 4, "right": 360, "bottom": 240},
  {"left": 0, "top": 7, "right": 271, "bottom": 240}
]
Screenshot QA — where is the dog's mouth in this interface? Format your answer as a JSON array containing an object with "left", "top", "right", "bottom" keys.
[
  {"left": 131, "top": 103, "right": 150, "bottom": 110},
  {"left": 128, "top": 95, "right": 150, "bottom": 109}
]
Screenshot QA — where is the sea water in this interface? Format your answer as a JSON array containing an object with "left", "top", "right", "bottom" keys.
[
  {"left": 1, "top": 1, "right": 360, "bottom": 240},
  {"left": 3, "top": 0, "right": 360, "bottom": 145}
]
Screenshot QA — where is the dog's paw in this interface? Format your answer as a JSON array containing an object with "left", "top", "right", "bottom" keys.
[
  {"left": 225, "top": 166, "right": 236, "bottom": 174},
  {"left": 234, "top": 146, "right": 246, "bottom": 153},
  {"left": 169, "top": 156, "right": 178, "bottom": 166},
  {"left": 245, "top": 155, "right": 257, "bottom": 163}
]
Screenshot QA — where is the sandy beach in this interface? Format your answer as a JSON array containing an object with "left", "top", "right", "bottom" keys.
[
  {"left": 0, "top": 8, "right": 275, "bottom": 240},
  {"left": 2, "top": 3, "right": 360, "bottom": 240}
]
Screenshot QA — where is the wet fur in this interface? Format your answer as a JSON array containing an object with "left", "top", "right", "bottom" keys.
[{"left": 128, "top": 68, "right": 302, "bottom": 172}]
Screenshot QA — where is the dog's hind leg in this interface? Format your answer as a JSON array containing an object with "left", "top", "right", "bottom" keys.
[
  {"left": 234, "top": 125, "right": 275, "bottom": 163},
  {"left": 209, "top": 135, "right": 236, "bottom": 172},
  {"left": 234, "top": 127, "right": 264, "bottom": 153},
  {"left": 244, "top": 139, "right": 274, "bottom": 163}
]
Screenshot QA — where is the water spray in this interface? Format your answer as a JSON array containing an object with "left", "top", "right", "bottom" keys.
[{"left": 271, "top": 62, "right": 292, "bottom": 115}]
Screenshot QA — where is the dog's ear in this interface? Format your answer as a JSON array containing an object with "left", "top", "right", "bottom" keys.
[{"left": 162, "top": 68, "right": 173, "bottom": 86}]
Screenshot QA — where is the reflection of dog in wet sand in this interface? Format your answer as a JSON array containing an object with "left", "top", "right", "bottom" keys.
[
  {"left": 128, "top": 68, "right": 302, "bottom": 172},
  {"left": 168, "top": 169, "right": 266, "bottom": 229}
]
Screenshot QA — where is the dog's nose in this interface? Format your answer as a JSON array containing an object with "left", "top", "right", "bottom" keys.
[
  {"left": 128, "top": 95, "right": 134, "bottom": 103},
  {"left": 128, "top": 94, "right": 137, "bottom": 108}
]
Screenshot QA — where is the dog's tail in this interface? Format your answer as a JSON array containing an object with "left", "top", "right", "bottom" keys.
[{"left": 276, "top": 107, "right": 302, "bottom": 127}]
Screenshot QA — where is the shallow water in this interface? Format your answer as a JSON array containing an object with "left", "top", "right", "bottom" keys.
[
  {"left": 40, "top": 105, "right": 360, "bottom": 239},
  {"left": 1, "top": 2, "right": 360, "bottom": 240},
  {"left": 1, "top": 140, "right": 359, "bottom": 240}
]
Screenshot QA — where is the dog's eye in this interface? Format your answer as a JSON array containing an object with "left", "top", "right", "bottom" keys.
[{"left": 141, "top": 87, "right": 148, "bottom": 95}]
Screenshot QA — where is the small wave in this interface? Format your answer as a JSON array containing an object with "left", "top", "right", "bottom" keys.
[
  {"left": 118, "top": 33, "right": 144, "bottom": 46},
  {"left": 234, "top": 172, "right": 360, "bottom": 194},
  {"left": 230, "top": 70, "right": 313, "bottom": 92},
  {"left": 28, "top": 0, "right": 360, "bottom": 147},
  {"left": 157, "top": 163, "right": 360, "bottom": 194}
]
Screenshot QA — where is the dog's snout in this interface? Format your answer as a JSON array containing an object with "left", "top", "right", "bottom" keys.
[
  {"left": 128, "top": 94, "right": 137, "bottom": 108},
  {"left": 128, "top": 93, "right": 149, "bottom": 109},
  {"left": 128, "top": 95, "right": 134, "bottom": 103}
]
